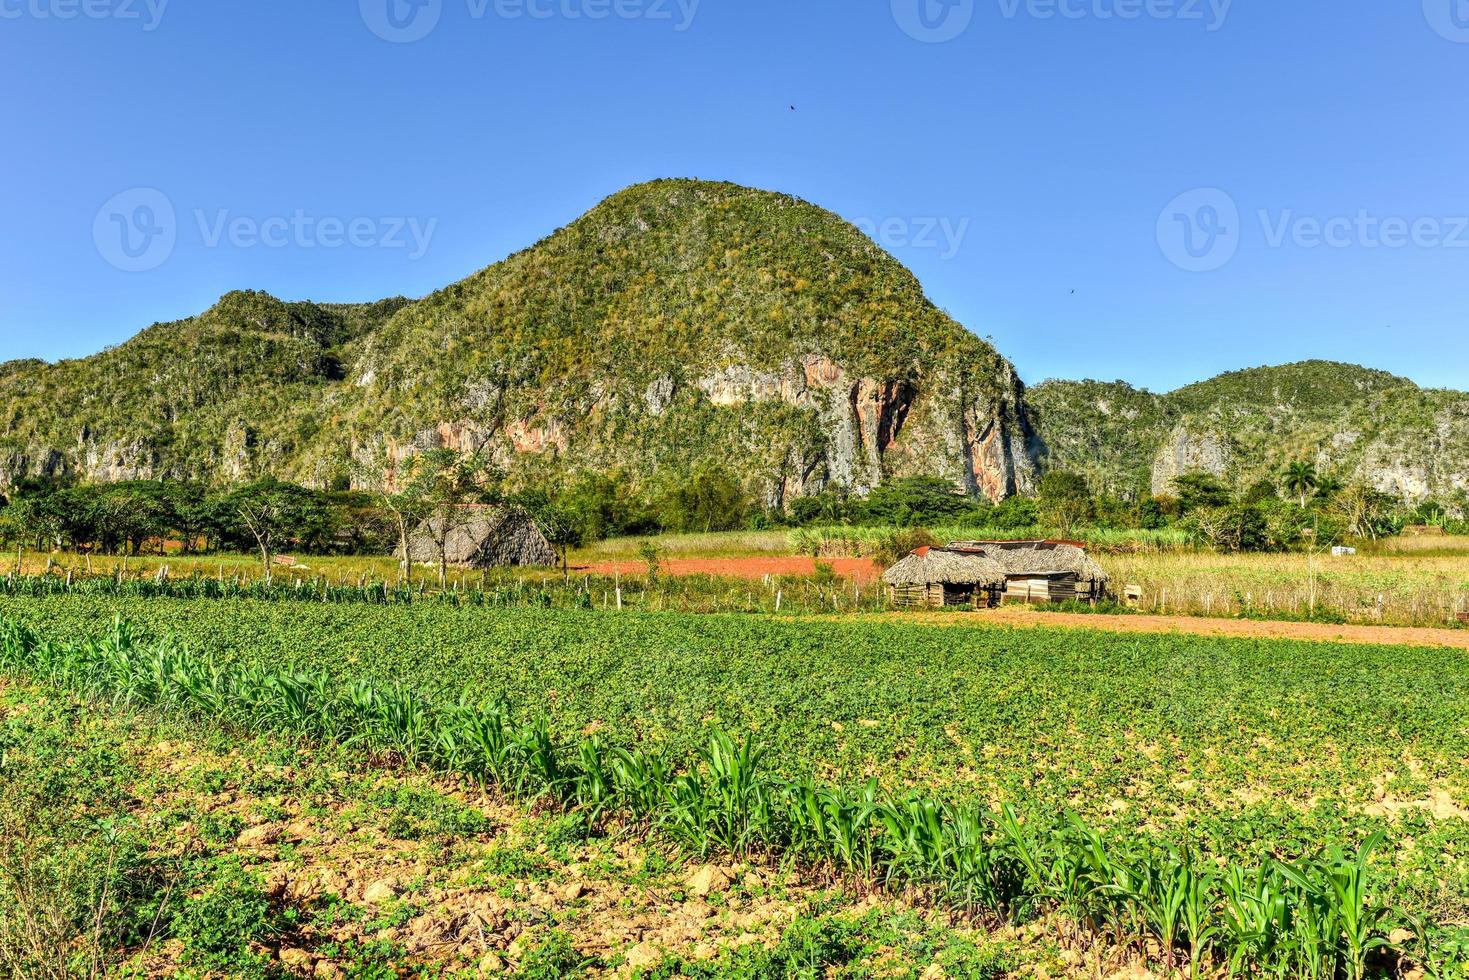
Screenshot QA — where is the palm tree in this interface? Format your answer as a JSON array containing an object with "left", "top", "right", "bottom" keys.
[
  {"left": 1280, "top": 460, "right": 1319, "bottom": 509},
  {"left": 1313, "top": 473, "right": 1343, "bottom": 500}
]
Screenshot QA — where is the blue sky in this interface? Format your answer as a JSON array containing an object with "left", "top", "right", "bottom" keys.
[{"left": 2, "top": 0, "right": 1466, "bottom": 392}]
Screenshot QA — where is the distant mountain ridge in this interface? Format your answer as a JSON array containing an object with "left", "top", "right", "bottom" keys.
[
  {"left": 2, "top": 179, "right": 1464, "bottom": 507},
  {"left": 1027, "top": 361, "right": 1469, "bottom": 502},
  {"left": 0, "top": 180, "right": 1037, "bottom": 506}
]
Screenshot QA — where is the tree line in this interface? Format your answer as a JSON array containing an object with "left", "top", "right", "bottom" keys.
[{"left": 2, "top": 458, "right": 1462, "bottom": 568}]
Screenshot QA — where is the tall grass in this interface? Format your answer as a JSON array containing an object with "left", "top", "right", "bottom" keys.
[
  {"left": 0, "top": 571, "right": 894, "bottom": 616},
  {"left": 788, "top": 525, "right": 1196, "bottom": 559},
  {"left": 0, "top": 616, "right": 1445, "bottom": 978},
  {"left": 1107, "top": 552, "right": 1469, "bottom": 628}
]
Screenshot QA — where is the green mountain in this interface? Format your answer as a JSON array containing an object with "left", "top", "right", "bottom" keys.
[
  {"left": 1028, "top": 361, "right": 1469, "bottom": 503},
  {"left": 6, "top": 180, "right": 1463, "bottom": 508},
  {"left": 0, "top": 180, "right": 1037, "bottom": 505}
]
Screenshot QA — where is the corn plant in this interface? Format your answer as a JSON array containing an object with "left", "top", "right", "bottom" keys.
[{"left": 0, "top": 614, "right": 1435, "bottom": 979}]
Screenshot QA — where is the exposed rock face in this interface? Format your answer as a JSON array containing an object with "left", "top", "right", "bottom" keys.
[
  {"left": 1033, "top": 366, "right": 1469, "bottom": 505},
  {"left": 0, "top": 181, "right": 1045, "bottom": 505},
  {"left": 366, "top": 347, "right": 1036, "bottom": 506},
  {"left": 656, "top": 352, "right": 1031, "bottom": 501},
  {"left": 1151, "top": 428, "right": 1235, "bottom": 496},
  {"left": 80, "top": 438, "right": 156, "bottom": 483}
]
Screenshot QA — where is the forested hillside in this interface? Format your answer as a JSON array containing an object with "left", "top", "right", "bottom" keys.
[
  {"left": 1028, "top": 361, "right": 1469, "bottom": 502},
  {"left": 3, "top": 181, "right": 1464, "bottom": 509},
  {"left": 1, "top": 180, "right": 1036, "bottom": 506}
]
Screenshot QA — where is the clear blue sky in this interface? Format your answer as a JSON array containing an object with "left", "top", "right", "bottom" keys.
[{"left": 3, "top": 1, "right": 1466, "bottom": 392}]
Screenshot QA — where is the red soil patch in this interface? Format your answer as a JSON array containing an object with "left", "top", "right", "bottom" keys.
[{"left": 578, "top": 556, "right": 883, "bottom": 583}]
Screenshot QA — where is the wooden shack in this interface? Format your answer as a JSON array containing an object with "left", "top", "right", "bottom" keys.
[
  {"left": 882, "top": 547, "right": 1008, "bottom": 610},
  {"left": 946, "top": 540, "right": 1111, "bottom": 605}
]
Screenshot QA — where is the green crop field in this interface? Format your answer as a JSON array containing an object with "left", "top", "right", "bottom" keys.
[{"left": 4, "top": 593, "right": 1468, "bottom": 933}]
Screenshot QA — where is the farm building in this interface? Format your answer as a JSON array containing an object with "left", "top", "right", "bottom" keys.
[
  {"left": 400, "top": 505, "right": 557, "bottom": 569},
  {"left": 948, "top": 540, "right": 1111, "bottom": 605},
  {"left": 882, "top": 547, "right": 1008, "bottom": 609}
]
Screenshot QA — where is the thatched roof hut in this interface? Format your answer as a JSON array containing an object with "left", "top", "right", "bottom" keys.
[
  {"left": 882, "top": 548, "right": 1008, "bottom": 609},
  {"left": 401, "top": 506, "right": 557, "bottom": 569},
  {"left": 947, "top": 541, "right": 1110, "bottom": 603}
]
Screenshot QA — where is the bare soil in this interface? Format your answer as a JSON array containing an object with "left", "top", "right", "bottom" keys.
[
  {"left": 579, "top": 556, "right": 884, "bottom": 583},
  {"left": 900, "top": 606, "right": 1469, "bottom": 650}
]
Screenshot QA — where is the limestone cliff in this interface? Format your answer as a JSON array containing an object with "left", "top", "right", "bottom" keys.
[{"left": 0, "top": 180, "right": 1039, "bottom": 504}]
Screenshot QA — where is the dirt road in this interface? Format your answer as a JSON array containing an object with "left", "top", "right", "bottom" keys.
[
  {"left": 899, "top": 606, "right": 1469, "bottom": 650},
  {"left": 579, "top": 556, "right": 884, "bottom": 583}
]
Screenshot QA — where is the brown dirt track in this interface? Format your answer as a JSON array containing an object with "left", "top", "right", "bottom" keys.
[
  {"left": 579, "top": 556, "right": 885, "bottom": 583},
  {"left": 887, "top": 606, "right": 1469, "bottom": 650}
]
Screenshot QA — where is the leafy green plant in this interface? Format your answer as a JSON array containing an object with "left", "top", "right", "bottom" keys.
[
  {"left": 0, "top": 610, "right": 1453, "bottom": 978},
  {"left": 171, "top": 858, "right": 281, "bottom": 977}
]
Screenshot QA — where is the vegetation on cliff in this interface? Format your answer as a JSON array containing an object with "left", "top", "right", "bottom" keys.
[
  {"left": 1, "top": 181, "right": 1030, "bottom": 504},
  {"left": 1029, "top": 361, "right": 1469, "bottom": 504}
]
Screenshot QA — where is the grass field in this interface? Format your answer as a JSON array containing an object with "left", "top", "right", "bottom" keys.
[
  {"left": 1106, "top": 548, "right": 1469, "bottom": 627},
  {"left": 2, "top": 678, "right": 1033, "bottom": 978},
  {"left": 4, "top": 593, "right": 1468, "bottom": 936},
  {"left": 13, "top": 532, "right": 1469, "bottom": 630}
]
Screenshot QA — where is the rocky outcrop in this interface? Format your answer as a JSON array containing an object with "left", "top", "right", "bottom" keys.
[
  {"left": 1151, "top": 428, "right": 1235, "bottom": 496},
  {"left": 80, "top": 437, "right": 156, "bottom": 483},
  {"left": 673, "top": 352, "right": 1033, "bottom": 501}
]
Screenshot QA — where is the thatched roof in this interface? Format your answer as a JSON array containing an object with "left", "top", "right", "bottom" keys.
[
  {"left": 882, "top": 549, "right": 1008, "bottom": 588},
  {"left": 401, "top": 506, "right": 557, "bottom": 569},
  {"left": 949, "top": 541, "right": 1110, "bottom": 584}
]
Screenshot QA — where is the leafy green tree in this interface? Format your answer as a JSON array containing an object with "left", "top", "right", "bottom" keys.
[
  {"left": 861, "top": 476, "right": 970, "bottom": 527},
  {"left": 1130, "top": 496, "right": 1169, "bottom": 530},
  {"left": 988, "top": 494, "right": 1039, "bottom": 531},
  {"left": 1239, "top": 478, "right": 1279, "bottom": 506},
  {"left": 1184, "top": 504, "right": 1269, "bottom": 553},
  {"left": 789, "top": 487, "right": 852, "bottom": 526},
  {"left": 1280, "top": 460, "right": 1320, "bottom": 509},
  {"left": 1170, "top": 473, "right": 1232, "bottom": 513},
  {"left": 324, "top": 490, "right": 394, "bottom": 556},
  {"left": 1036, "top": 471, "right": 1094, "bottom": 536},
  {"left": 656, "top": 464, "right": 748, "bottom": 534},
  {"left": 395, "top": 450, "right": 494, "bottom": 588},
  {"left": 226, "top": 480, "right": 330, "bottom": 584},
  {"left": 552, "top": 470, "right": 655, "bottom": 544},
  {"left": 1, "top": 480, "right": 65, "bottom": 554},
  {"left": 1312, "top": 473, "right": 1345, "bottom": 503},
  {"left": 1333, "top": 484, "right": 1397, "bottom": 540},
  {"left": 96, "top": 482, "right": 178, "bottom": 555}
]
